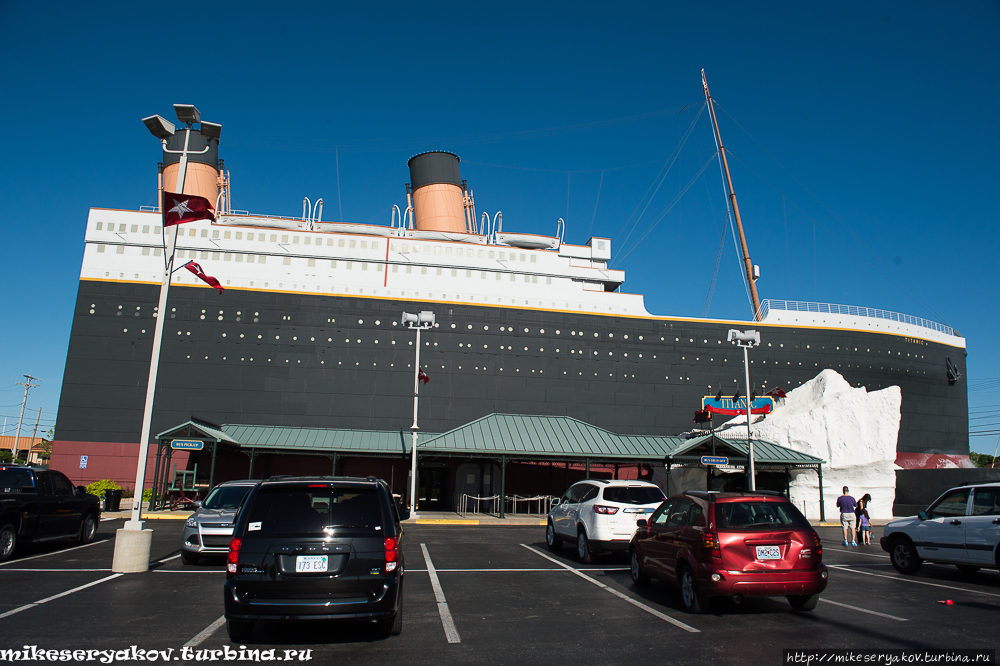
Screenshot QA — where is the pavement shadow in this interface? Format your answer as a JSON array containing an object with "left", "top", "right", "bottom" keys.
[
  {"left": 7, "top": 536, "right": 113, "bottom": 563},
  {"left": 242, "top": 620, "right": 391, "bottom": 645}
]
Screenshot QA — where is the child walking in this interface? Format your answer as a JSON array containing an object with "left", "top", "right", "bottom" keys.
[{"left": 857, "top": 499, "right": 872, "bottom": 545}]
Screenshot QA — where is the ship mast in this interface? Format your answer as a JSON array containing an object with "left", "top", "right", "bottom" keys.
[{"left": 702, "top": 69, "right": 762, "bottom": 321}]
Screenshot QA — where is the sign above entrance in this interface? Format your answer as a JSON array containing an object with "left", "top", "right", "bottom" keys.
[
  {"left": 701, "top": 456, "right": 729, "bottom": 466},
  {"left": 171, "top": 439, "right": 204, "bottom": 451},
  {"left": 701, "top": 395, "right": 774, "bottom": 416}
]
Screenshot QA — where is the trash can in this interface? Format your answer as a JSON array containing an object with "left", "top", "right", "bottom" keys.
[{"left": 104, "top": 489, "right": 123, "bottom": 512}]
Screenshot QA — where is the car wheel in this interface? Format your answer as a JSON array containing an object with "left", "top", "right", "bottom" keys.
[
  {"left": 787, "top": 594, "right": 820, "bottom": 611},
  {"left": 545, "top": 522, "right": 562, "bottom": 552},
  {"left": 181, "top": 551, "right": 200, "bottom": 565},
  {"left": 630, "top": 548, "right": 649, "bottom": 585},
  {"left": 955, "top": 565, "right": 981, "bottom": 575},
  {"left": 576, "top": 529, "right": 593, "bottom": 564},
  {"left": 377, "top": 586, "right": 403, "bottom": 637},
  {"left": 77, "top": 513, "right": 98, "bottom": 545},
  {"left": 889, "top": 538, "right": 922, "bottom": 575},
  {"left": 226, "top": 619, "right": 253, "bottom": 644},
  {"left": 0, "top": 523, "right": 16, "bottom": 563},
  {"left": 679, "top": 565, "right": 708, "bottom": 614}
]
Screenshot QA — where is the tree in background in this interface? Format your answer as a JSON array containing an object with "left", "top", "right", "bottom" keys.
[{"left": 970, "top": 452, "right": 997, "bottom": 468}]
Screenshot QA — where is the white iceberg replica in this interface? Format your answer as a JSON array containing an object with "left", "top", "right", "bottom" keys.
[{"left": 656, "top": 369, "right": 902, "bottom": 520}]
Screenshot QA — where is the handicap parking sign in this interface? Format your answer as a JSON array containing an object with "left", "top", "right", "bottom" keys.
[{"left": 80, "top": 455, "right": 88, "bottom": 469}]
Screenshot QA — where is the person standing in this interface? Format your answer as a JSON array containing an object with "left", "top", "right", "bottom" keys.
[
  {"left": 836, "top": 486, "right": 858, "bottom": 546},
  {"left": 855, "top": 493, "right": 872, "bottom": 545}
]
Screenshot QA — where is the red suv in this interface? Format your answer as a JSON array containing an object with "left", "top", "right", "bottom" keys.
[{"left": 629, "top": 490, "right": 828, "bottom": 613}]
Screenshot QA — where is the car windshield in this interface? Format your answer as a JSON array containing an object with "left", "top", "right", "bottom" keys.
[
  {"left": 245, "top": 485, "right": 383, "bottom": 535},
  {"left": 602, "top": 486, "right": 665, "bottom": 505},
  {"left": 716, "top": 501, "right": 809, "bottom": 530},
  {"left": 203, "top": 485, "right": 252, "bottom": 510}
]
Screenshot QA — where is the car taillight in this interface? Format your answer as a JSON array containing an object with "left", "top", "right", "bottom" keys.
[
  {"left": 813, "top": 532, "right": 823, "bottom": 560},
  {"left": 593, "top": 505, "right": 619, "bottom": 515},
  {"left": 385, "top": 537, "right": 399, "bottom": 573},
  {"left": 227, "top": 537, "right": 241, "bottom": 574},
  {"left": 702, "top": 532, "right": 721, "bottom": 558}
]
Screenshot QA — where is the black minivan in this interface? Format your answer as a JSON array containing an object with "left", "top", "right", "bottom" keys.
[{"left": 223, "top": 476, "right": 404, "bottom": 642}]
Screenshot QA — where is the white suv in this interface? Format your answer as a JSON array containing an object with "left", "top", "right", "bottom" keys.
[
  {"left": 881, "top": 482, "right": 1000, "bottom": 575},
  {"left": 546, "top": 479, "right": 666, "bottom": 563}
]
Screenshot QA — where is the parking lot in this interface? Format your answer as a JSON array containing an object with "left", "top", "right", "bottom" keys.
[{"left": 0, "top": 518, "right": 997, "bottom": 664}]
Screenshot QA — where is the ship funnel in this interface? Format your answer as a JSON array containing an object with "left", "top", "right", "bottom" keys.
[
  {"left": 407, "top": 151, "right": 467, "bottom": 233},
  {"left": 158, "top": 106, "right": 220, "bottom": 202}
]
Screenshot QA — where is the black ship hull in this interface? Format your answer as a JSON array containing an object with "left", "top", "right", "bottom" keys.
[{"left": 55, "top": 279, "right": 969, "bottom": 465}]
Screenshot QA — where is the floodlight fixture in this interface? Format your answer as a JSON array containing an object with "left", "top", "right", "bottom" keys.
[
  {"left": 142, "top": 114, "right": 175, "bottom": 140},
  {"left": 173, "top": 104, "right": 201, "bottom": 125},
  {"left": 402, "top": 311, "right": 435, "bottom": 329},
  {"left": 727, "top": 329, "right": 760, "bottom": 347},
  {"left": 200, "top": 121, "right": 222, "bottom": 139}
]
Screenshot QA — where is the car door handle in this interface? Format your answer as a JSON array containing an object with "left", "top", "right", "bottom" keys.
[{"left": 950, "top": 520, "right": 962, "bottom": 525}]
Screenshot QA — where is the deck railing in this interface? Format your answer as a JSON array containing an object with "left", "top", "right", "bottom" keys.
[{"left": 760, "top": 299, "right": 956, "bottom": 337}]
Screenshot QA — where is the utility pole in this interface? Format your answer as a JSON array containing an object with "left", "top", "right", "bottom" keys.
[
  {"left": 14, "top": 375, "right": 40, "bottom": 460},
  {"left": 30, "top": 407, "right": 42, "bottom": 464}
]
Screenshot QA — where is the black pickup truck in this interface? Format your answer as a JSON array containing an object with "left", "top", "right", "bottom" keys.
[{"left": 0, "top": 465, "right": 102, "bottom": 562}]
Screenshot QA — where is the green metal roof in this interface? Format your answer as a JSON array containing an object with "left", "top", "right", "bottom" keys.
[
  {"left": 153, "top": 415, "right": 824, "bottom": 466},
  {"left": 220, "top": 425, "right": 438, "bottom": 455},
  {"left": 156, "top": 420, "right": 238, "bottom": 444}
]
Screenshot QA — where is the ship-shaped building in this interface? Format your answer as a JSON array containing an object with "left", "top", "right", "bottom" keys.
[{"left": 51, "top": 102, "right": 970, "bottom": 507}]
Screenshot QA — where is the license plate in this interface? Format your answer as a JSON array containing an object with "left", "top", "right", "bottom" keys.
[
  {"left": 295, "top": 555, "right": 328, "bottom": 572},
  {"left": 755, "top": 546, "right": 781, "bottom": 560}
]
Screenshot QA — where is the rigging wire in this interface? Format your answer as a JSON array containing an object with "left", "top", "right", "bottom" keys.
[
  {"left": 701, "top": 219, "right": 729, "bottom": 316},
  {"left": 614, "top": 102, "right": 706, "bottom": 254},
  {"left": 714, "top": 101, "right": 949, "bottom": 326},
  {"left": 724, "top": 149, "right": 946, "bottom": 320},
  {"left": 587, "top": 171, "right": 604, "bottom": 239},
  {"left": 613, "top": 151, "right": 717, "bottom": 266}
]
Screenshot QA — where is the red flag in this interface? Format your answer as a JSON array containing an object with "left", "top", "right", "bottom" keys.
[
  {"left": 418, "top": 368, "right": 430, "bottom": 385},
  {"left": 163, "top": 191, "right": 216, "bottom": 227},
  {"left": 184, "top": 262, "right": 224, "bottom": 293}
]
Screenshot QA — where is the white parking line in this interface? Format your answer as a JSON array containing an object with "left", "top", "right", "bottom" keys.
[
  {"left": 0, "top": 539, "right": 109, "bottom": 567},
  {"left": 153, "top": 570, "right": 224, "bottom": 573},
  {"left": 420, "top": 544, "right": 461, "bottom": 644},
  {"left": 520, "top": 544, "right": 700, "bottom": 633},
  {"left": 828, "top": 565, "right": 1000, "bottom": 598},
  {"left": 820, "top": 598, "right": 908, "bottom": 621},
  {"left": 409, "top": 567, "right": 630, "bottom": 573},
  {"left": 151, "top": 554, "right": 181, "bottom": 565},
  {"left": 0, "top": 574, "right": 123, "bottom": 619},
  {"left": 0, "top": 568, "right": 112, "bottom": 572},
  {"left": 184, "top": 615, "right": 226, "bottom": 647},
  {"left": 826, "top": 547, "right": 889, "bottom": 559}
]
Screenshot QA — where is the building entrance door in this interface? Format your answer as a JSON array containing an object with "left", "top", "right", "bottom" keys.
[{"left": 419, "top": 468, "right": 449, "bottom": 511}]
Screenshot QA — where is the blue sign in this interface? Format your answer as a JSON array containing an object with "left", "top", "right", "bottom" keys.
[
  {"left": 79, "top": 455, "right": 88, "bottom": 469},
  {"left": 701, "top": 456, "right": 729, "bottom": 466},
  {"left": 171, "top": 439, "right": 205, "bottom": 451}
]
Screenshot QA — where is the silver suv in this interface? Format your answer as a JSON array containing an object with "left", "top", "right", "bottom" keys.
[
  {"left": 181, "top": 480, "right": 257, "bottom": 564},
  {"left": 881, "top": 482, "right": 1000, "bottom": 575}
]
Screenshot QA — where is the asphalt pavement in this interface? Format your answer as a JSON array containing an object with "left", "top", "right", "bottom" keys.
[{"left": 0, "top": 519, "right": 997, "bottom": 665}]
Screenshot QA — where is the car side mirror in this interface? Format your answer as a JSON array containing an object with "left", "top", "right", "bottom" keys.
[
  {"left": 76, "top": 486, "right": 87, "bottom": 495},
  {"left": 551, "top": 498, "right": 561, "bottom": 506},
  {"left": 398, "top": 507, "right": 411, "bottom": 521},
  {"left": 636, "top": 519, "right": 647, "bottom": 528},
  {"left": 192, "top": 500, "right": 202, "bottom": 509},
  {"left": 917, "top": 510, "right": 927, "bottom": 521}
]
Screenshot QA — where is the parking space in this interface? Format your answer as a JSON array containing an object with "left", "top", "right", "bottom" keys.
[{"left": 0, "top": 521, "right": 997, "bottom": 663}]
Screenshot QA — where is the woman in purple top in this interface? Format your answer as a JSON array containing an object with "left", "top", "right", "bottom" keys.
[{"left": 836, "top": 487, "right": 858, "bottom": 546}]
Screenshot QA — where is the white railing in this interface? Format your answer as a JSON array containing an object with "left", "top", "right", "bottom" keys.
[
  {"left": 760, "top": 299, "right": 956, "bottom": 337},
  {"left": 457, "top": 494, "right": 501, "bottom": 517},
  {"left": 505, "top": 494, "right": 557, "bottom": 517}
]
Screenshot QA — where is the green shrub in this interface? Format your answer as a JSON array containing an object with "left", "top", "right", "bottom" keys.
[
  {"left": 85, "top": 479, "right": 121, "bottom": 496},
  {"left": 0, "top": 449, "right": 12, "bottom": 464}
]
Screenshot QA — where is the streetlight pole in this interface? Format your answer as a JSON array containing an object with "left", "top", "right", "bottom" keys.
[
  {"left": 728, "top": 329, "right": 760, "bottom": 491},
  {"left": 402, "top": 311, "right": 435, "bottom": 518},
  {"left": 13, "top": 375, "right": 40, "bottom": 461}
]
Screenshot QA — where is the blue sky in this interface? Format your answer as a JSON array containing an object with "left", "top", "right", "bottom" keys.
[{"left": 1, "top": 2, "right": 998, "bottom": 453}]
